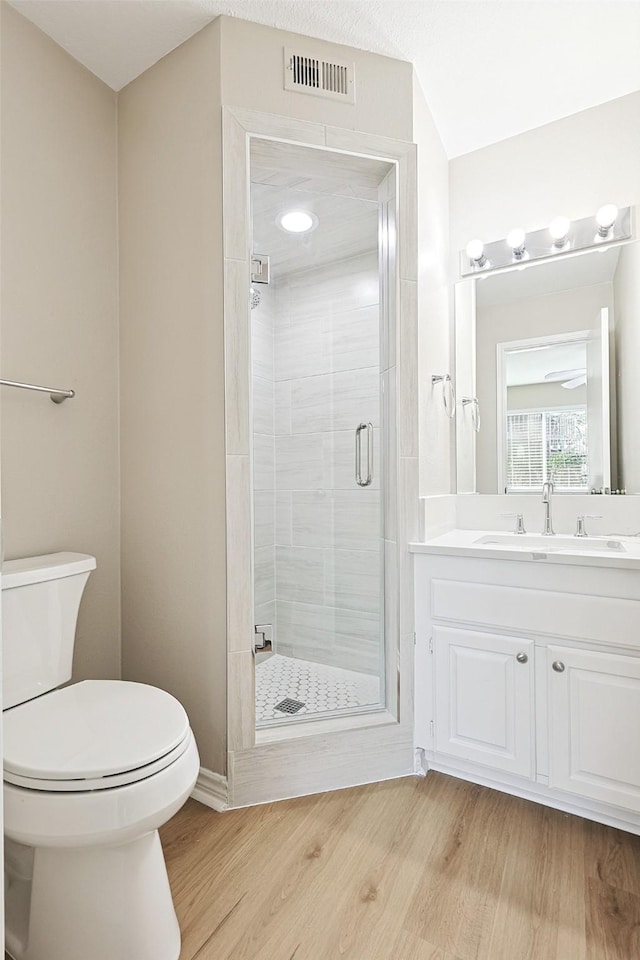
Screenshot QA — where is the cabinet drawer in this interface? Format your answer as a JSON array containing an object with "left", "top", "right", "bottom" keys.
[
  {"left": 548, "top": 645, "right": 640, "bottom": 812},
  {"left": 434, "top": 626, "right": 534, "bottom": 779},
  {"left": 431, "top": 579, "right": 640, "bottom": 647}
]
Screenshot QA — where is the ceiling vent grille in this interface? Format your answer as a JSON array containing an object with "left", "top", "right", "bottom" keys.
[{"left": 284, "top": 48, "right": 355, "bottom": 104}]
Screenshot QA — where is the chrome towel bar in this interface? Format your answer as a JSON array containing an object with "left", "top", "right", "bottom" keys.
[{"left": 0, "top": 379, "right": 75, "bottom": 404}]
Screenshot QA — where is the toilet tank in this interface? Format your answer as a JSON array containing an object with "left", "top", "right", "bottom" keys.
[{"left": 2, "top": 553, "right": 96, "bottom": 709}]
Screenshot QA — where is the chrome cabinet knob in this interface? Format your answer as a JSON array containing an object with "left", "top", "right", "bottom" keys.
[
  {"left": 552, "top": 660, "right": 565, "bottom": 673},
  {"left": 516, "top": 652, "right": 528, "bottom": 664}
]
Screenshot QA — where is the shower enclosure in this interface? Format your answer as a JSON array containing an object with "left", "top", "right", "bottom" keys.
[
  {"left": 249, "top": 139, "right": 393, "bottom": 726},
  {"left": 222, "top": 106, "right": 417, "bottom": 806}
]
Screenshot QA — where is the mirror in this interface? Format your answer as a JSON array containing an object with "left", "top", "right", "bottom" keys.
[{"left": 456, "top": 239, "right": 640, "bottom": 494}]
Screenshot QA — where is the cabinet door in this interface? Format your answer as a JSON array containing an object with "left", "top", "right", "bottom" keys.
[
  {"left": 434, "top": 627, "right": 534, "bottom": 778},
  {"left": 548, "top": 645, "right": 640, "bottom": 812}
]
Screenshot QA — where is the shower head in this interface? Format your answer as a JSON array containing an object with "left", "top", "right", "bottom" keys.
[{"left": 250, "top": 286, "right": 262, "bottom": 310}]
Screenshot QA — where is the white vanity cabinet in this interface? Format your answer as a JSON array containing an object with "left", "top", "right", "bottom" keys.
[{"left": 413, "top": 549, "right": 640, "bottom": 834}]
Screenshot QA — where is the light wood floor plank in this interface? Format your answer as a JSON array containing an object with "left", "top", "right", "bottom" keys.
[
  {"left": 485, "top": 801, "right": 587, "bottom": 960},
  {"left": 403, "top": 777, "right": 511, "bottom": 959},
  {"left": 289, "top": 779, "right": 440, "bottom": 959},
  {"left": 585, "top": 878, "right": 640, "bottom": 960},
  {"left": 583, "top": 817, "right": 640, "bottom": 895},
  {"left": 157, "top": 772, "right": 640, "bottom": 960}
]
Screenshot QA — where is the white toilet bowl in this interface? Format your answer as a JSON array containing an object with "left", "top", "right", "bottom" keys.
[{"left": 4, "top": 679, "right": 200, "bottom": 960}]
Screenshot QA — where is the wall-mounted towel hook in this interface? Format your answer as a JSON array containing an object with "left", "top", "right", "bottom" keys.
[
  {"left": 462, "top": 396, "right": 481, "bottom": 433},
  {"left": 432, "top": 374, "right": 456, "bottom": 419}
]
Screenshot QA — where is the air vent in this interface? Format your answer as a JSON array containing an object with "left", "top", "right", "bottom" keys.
[{"left": 284, "top": 48, "right": 355, "bottom": 104}]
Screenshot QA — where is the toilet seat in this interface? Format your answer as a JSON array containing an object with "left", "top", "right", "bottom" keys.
[
  {"left": 4, "top": 734, "right": 191, "bottom": 791},
  {"left": 4, "top": 679, "right": 190, "bottom": 792}
]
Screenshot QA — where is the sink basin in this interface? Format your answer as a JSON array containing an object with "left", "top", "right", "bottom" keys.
[{"left": 474, "top": 534, "right": 626, "bottom": 553}]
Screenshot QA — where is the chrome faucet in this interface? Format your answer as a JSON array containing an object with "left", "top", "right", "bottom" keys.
[{"left": 541, "top": 480, "right": 555, "bottom": 535}]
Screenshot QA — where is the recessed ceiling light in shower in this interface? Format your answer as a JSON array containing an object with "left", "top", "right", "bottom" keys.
[{"left": 277, "top": 210, "right": 318, "bottom": 234}]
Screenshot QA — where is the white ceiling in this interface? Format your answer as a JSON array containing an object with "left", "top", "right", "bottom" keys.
[
  {"left": 506, "top": 342, "right": 587, "bottom": 388},
  {"left": 8, "top": 0, "right": 640, "bottom": 157},
  {"left": 250, "top": 139, "right": 389, "bottom": 273}
]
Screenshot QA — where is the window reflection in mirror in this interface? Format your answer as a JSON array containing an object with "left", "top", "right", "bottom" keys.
[
  {"left": 455, "top": 240, "right": 640, "bottom": 495},
  {"left": 502, "top": 338, "right": 589, "bottom": 492}
]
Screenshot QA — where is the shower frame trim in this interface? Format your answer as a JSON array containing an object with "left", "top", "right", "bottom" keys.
[{"left": 222, "top": 106, "right": 419, "bottom": 808}]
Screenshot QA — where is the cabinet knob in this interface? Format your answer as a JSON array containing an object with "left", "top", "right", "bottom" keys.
[
  {"left": 552, "top": 660, "right": 565, "bottom": 673},
  {"left": 516, "top": 652, "right": 528, "bottom": 664}
]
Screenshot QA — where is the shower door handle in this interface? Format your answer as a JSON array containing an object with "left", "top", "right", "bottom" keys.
[{"left": 355, "top": 422, "right": 373, "bottom": 487}]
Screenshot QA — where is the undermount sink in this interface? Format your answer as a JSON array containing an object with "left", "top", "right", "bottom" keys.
[{"left": 474, "top": 534, "right": 626, "bottom": 553}]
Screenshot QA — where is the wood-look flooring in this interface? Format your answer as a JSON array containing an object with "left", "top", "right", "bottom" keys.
[{"left": 160, "top": 772, "right": 640, "bottom": 960}]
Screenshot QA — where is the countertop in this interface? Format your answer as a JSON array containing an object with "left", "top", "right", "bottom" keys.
[{"left": 409, "top": 529, "right": 640, "bottom": 570}]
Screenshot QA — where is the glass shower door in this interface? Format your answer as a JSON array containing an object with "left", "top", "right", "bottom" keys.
[{"left": 249, "top": 138, "right": 391, "bottom": 726}]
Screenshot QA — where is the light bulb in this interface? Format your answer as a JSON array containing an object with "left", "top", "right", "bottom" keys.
[
  {"left": 596, "top": 203, "right": 618, "bottom": 238},
  {"left": 507, "top": 228, "right": 526, "bottom": 259},
  {"left": 549, "top": 216, "right": 570, "bottom": 247},
  {"left": 466, "top": 238, "right": 487, "bottom": 267},
  {"left": 278, "top": 210, "right": 317, "bottom": 233}
]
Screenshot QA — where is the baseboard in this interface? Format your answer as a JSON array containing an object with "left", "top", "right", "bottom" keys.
[
  {"left": 426, "top": 757, "right": 640, "bottom": 836},
  {"left": 414, "top": 747, "right": 428, "bottom": 776},
  {"left": 191, "top": 767, "right": 229, "bottom": 812}
]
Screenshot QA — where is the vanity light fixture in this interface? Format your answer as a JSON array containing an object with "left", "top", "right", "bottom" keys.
[
  {"left": 465, "top": 238, "right": 487, "bottom": 269},
  {"left": 458, "top": 205, "right": 632, "bottom": 277},
  {"left": 277, "top": 210, "right": 318, "bottom": 233},
  {"left": 595, "top": 203, "right": 618, "bottom": 239},
  {"left": 549, "top": 216, "right": 571, "bottom": 248},
  {"left": 507, "top": 228, "right": 527, "bottom": 260}
]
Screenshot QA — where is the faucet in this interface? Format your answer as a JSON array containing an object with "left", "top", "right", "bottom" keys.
[{"left": 541, "top": 480, "right": 555, "bottom": 535}]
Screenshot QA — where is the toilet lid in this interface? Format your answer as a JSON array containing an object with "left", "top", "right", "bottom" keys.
[{"left": 3, "top": 680, "right": 191, "bottom": 788}]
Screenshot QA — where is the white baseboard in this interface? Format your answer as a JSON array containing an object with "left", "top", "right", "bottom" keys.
[
  {"left": 426, "top": 756, "right": 640, "bottom": 836},
  {"left": 191, "top": 767, "right": 228, "bottom": 812},
  {"left": 413, "top": 747, "right": 428, "bottom": 776}
]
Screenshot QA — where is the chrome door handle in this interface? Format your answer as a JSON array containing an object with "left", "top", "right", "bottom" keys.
[{"left": 355, "top": 422, "right": 373, "bottom": 487}]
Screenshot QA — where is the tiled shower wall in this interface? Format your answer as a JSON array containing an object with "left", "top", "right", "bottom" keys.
[{"left": 252, "top": 251, "right": 383, "bottom": 675}]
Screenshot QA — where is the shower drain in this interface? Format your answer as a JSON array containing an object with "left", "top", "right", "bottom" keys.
[{"left": 274, "top": 697, "right": 306, "bottom": 715}]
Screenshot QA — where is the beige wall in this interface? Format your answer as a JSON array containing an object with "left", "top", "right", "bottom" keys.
[
  {"left": 219, "top": 17, "right": 413, "bottom": 141},
  {"left": 613, "top": 241, "right": 640, "bottom": 493},
  {"left": 450, "top": 91, "right": 640, "bottom": 271},
  {"left": 0, "top": 3, "right": 120, "bottom": 681},
  {"left": 118, "top": 20, "right": 227, "bottom": 774},
  {"left": 413, "top": 77, "right": 451, "bottom": 498},
  {"left": 507, "top": 382, "right": 587, "bottom": 411}
]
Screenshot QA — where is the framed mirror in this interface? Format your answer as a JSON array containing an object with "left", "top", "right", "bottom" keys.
[{"left": 456, "top": 238, "right": 640, "bottom": 494}]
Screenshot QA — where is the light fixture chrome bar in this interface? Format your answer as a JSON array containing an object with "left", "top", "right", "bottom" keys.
[
  {"left": 0, "top": 379, "right": 75, "bottom": 404},
  {"left": 459, "top": 205, "right": 633, "bottom": 277}
]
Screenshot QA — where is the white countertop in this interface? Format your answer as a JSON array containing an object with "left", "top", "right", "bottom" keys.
[{"left": 409, "top": 529, "right": 640, "bottom": 570}]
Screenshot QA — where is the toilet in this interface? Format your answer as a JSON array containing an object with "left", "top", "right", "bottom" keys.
[{"left": 2, "top": 553, "right": 200, "bottom": 960}]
